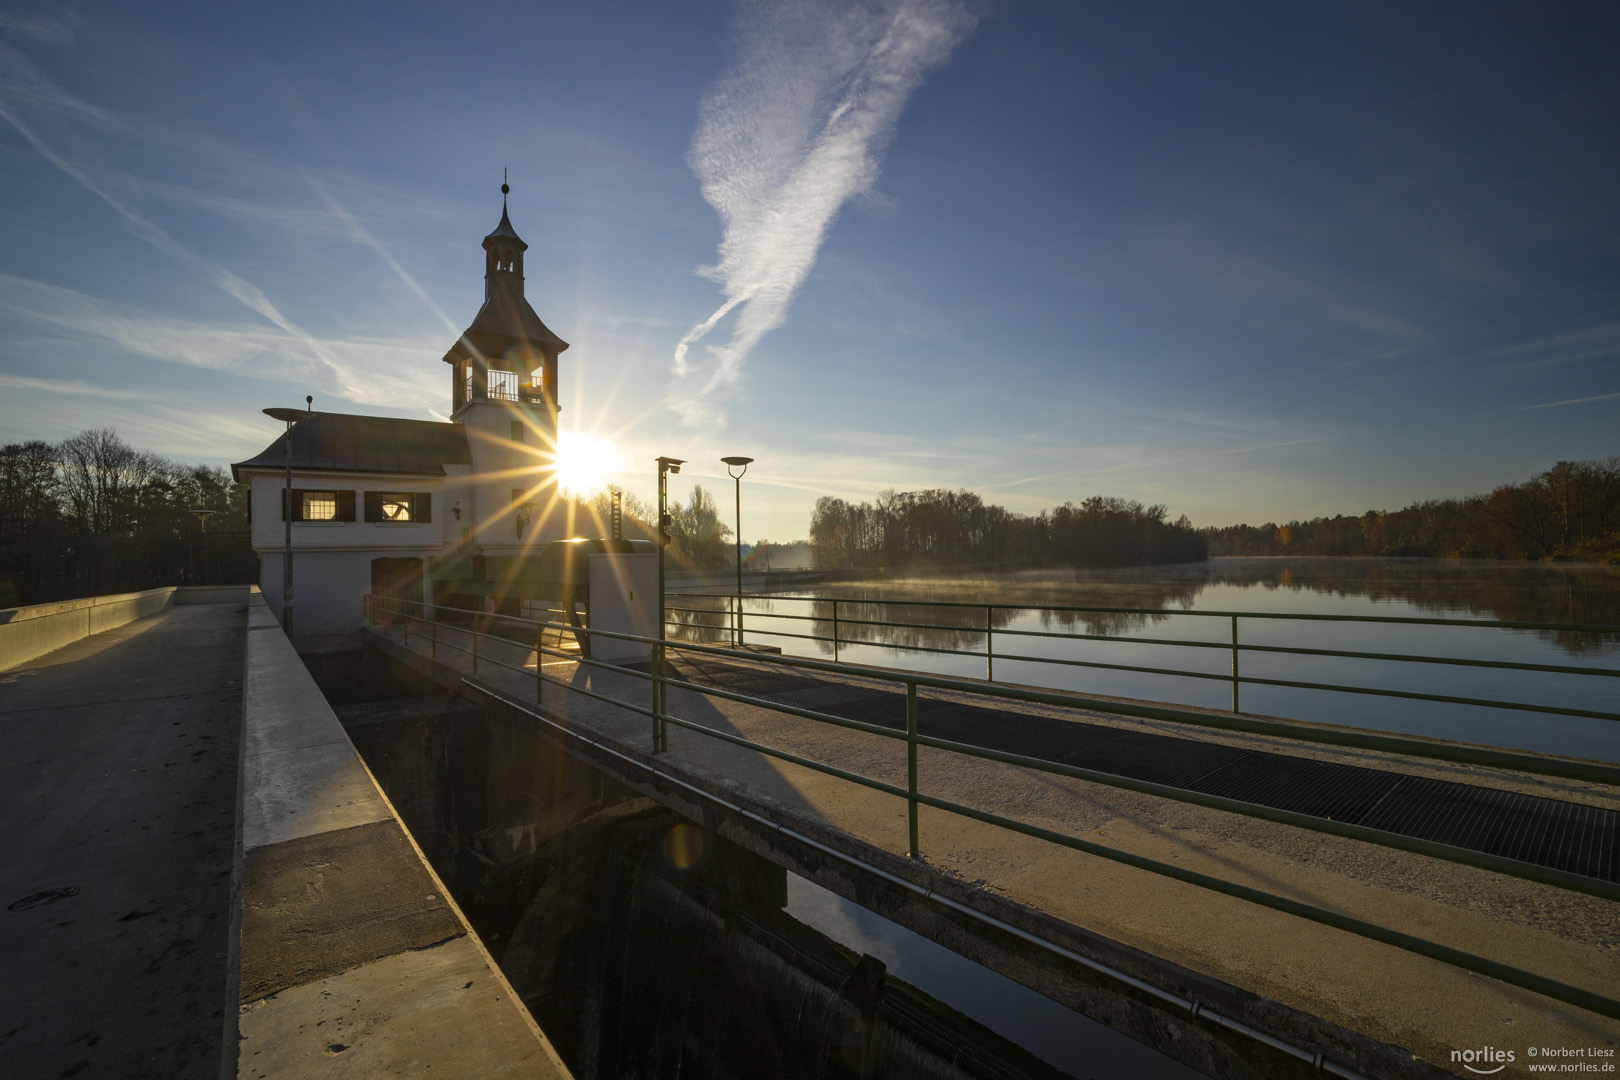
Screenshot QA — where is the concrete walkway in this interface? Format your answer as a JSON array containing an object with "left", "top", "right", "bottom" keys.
[
  {"left": 0, "top": 601, "right": 247, "bottom": 1080},
  {"left": 0, "top": 595, "right": 572, "bottom": 1080}
]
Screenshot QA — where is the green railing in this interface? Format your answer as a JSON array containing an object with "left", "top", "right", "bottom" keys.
[
  {"left": 362, "top": 594, "right": 1620, "bottom": 1028},
  {"left": 666, "top": 591, "right": 1620, "bottom": 725}
]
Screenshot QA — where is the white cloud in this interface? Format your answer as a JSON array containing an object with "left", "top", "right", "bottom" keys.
[
  {"left": 671, "top": 0, "right": 976, "bottom": 425},
  {"left": 0, "top": 273, "right": 445, "bottom": 412}
]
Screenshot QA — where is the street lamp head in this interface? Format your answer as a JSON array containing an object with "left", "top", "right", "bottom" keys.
[
  {"left": 721, "top": 456, "right": 754, "bottom": 466},
  {"left": 722, "top": 455, "right": 754, "bottom": 479},
  {"left": 263, "top": 407, "right": 308, "bottom": 424},
  {"left": 657, "top": 456, "right": 686, "bottom": 475}
]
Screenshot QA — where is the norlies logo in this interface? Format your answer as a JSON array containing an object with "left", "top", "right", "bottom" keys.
[{"left": 1452, "top": 1046, "right": 1517, "bottom": 1075}]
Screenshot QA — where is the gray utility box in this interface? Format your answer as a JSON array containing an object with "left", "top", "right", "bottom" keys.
[{"left": 586, "top": 551, "right": 659, "bottom": 664}]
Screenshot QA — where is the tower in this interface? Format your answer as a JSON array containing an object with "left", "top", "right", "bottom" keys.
[
  {"left": 441, "top": 181, "right": 571, "bottom": 553},
  {"left": 443, "top": 179, "right": 569, "bottom": 421}
]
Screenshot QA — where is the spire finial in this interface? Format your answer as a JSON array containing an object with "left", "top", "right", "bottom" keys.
[{"left": 501, "top": 168, "right": 509, "bottom": 198}]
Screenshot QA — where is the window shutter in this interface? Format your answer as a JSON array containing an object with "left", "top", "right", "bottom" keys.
[
  {"left": 364, "top": 491, "right": 384, "bottom": 522},
  {"left": 336, "top": 490, "right": 356, "bottom": 522},
  {"left": 283, "top": 488, "right": 305, "bottom": 522},
  {"left": 414, "top": 493, "right": 432, "bottom": 523}
]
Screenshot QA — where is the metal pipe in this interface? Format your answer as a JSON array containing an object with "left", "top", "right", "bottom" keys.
[
  {"left": 1231, "top": 615, "right": 1240, "bottom": 713},
  {"left": 907, "top": 681, "right": 919, "bottom": 858},
  {"left": 986, "top": 605, "right": 993, "bottom": 682},
  {"left": 282, "top": 418, "right": 293, "bottom": 637}
]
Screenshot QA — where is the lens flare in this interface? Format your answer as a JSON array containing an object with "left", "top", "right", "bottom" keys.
[
  {"left": 553, "top": 429, "right": 618, "bottom": 498},
  {"left": 661, "top": 822, "right": 705, "bottom": 870}
]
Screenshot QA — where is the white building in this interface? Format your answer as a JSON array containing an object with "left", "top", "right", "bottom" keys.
[{"left": 233, "top": 187, "right": 589, "bottom": 637}]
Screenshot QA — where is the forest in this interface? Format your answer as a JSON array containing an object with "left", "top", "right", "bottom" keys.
[
  {"left": 1202, "top": 458, "right": 1620, "bottom": 563},
  {"left": 0, "top": 429, "right": 255, "bottom": 607},
  {"left": 808, "top": 489, "right": 1207, "bottom": 570}
]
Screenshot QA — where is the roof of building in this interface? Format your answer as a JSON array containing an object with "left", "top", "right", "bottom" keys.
[
  {"left": 483, "top": 202, "right": 526, "bottom": 246},
  {"left": 231, "top": 412, "right": 472, "bottom": 481},
  {"left": 460, "top": 285, "right": 569, "bottom": 353}
]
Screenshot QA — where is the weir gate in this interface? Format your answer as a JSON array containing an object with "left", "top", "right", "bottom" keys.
[{"left": 352, "top": 595, "right": 1620, "bottom": 1079}]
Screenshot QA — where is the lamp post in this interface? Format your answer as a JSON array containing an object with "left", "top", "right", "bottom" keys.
[
  {"left": 721, "top": 456, "right": 753, "bottom": 647},
  {"left": 655, "top": 456, "right": 685, "bottom": 753},
  {"left": 264, "top": 404, "right": 310, "bottom": 637},
  {"left": 188, "top": 509, "right": 216, "bottom": 586}
]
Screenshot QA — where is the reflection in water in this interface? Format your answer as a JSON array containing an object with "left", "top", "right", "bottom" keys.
[{"left": 762, "top": 558, "right": 1620, "bottom": 657}]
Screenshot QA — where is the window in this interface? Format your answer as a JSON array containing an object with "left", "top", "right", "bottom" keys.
[
  {"left": 303, "top": 491, "right": 338, "bottom": 520},
  {"left": 488, "top": 370, "right": 519, "bottom": 401},
  {"left": 379, "top": 494, "right": 413, "bottom": 522},
  {"left": 365, "top": 491, "right": 431, "bottom": 523},
  {"left": 282, "top": 489, "right": 355, "bottom": 522}
]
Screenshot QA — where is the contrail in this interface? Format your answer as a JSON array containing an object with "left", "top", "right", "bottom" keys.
[{"left": 672, "top": 0, "right": 976, "bottom": 424}]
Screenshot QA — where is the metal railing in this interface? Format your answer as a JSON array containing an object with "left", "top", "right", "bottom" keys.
[
  {"left": 666, "top": 592, "right": 1620, "bottom": 726},
  {"left": 363, "top": 592, "right": 1620, "bottom": 1030}
]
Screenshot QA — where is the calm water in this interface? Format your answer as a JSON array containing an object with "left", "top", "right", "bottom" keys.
[{"left": 709, "top": 558, "right": 1620, "bottom": 762}]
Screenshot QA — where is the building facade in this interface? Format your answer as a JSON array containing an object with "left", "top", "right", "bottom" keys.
[{"left": 233, "top": 189, "right": 580, "bottom": 636}]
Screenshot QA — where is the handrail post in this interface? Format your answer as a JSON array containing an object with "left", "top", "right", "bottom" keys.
[
  {"left": 472, "top": 615, "right": 480, "bottom": 675},
  {"left": 654, "top": 635, "right": 666, "bottom": 753},
  {"left": 986, "top": 605, "right": 994, "bottom": 682},
  {"left": 535, "top": 623, "right": 543, "bottom": 705},
  {"left": 1230, "top": 615, "right": 1240, "bottom": 713},
  {"left": 906, "top": 681, "right": 919, "bottom": 859},
  {"left": 431, "top": 608, "right": 437, "bottom": 660},
  {"left": 832, "top": 599, "right": 839, "bottom": 663}
]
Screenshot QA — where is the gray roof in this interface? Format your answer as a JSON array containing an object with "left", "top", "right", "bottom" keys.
[
  {"left": 461, "top": 285, "right": 569, "bottom": 353},
  {"left": 484, "top": 202, "right": 525, "bottom": 245},
  {"left": 232, "top": 412, "right": 471, "bottom": 481}
]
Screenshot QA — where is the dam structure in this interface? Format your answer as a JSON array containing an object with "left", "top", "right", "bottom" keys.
[{"left": 0, "top": 581, "right": 1616, "bottom": 1078}]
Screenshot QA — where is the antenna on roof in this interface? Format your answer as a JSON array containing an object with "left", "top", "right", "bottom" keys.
[{"left": 502, "top": 168, "right": 509, "bottom": 197}]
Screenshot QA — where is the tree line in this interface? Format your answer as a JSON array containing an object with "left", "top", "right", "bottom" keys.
[
  {"left": 808, "top": 489, "right": 1207, "bottom": 570},
  {"left": 1202, "top": 458, "right": 1620, "bottom": 562},
  {"left": 583, "top": 484, "right": 739, "bottom": 572},
  {"left": 0, "top": 429, "right": 255, "bottom": 608}
]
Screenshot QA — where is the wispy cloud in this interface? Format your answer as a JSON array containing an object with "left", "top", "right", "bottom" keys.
[
  {"left": 0, "top": 273, "right": 444, "bottom": 411},
  {"left": 670, "top": 0, "right": 976, "bottom": 425},
  {"left": 1513, "top": 390, "right": 1620, "bottom": 412},
  {"left": 0, "top": 43, "right": 463, "bottom": 416},
  {"left": 0, "top": 372, "right": 287, "bottom": 461}
]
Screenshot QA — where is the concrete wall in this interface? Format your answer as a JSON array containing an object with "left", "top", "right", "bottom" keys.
[
  {"left": 0, "top": 588, "right": 175, "bottom": 672},
  {"left": 261, "top": 549, "right": 421, "bottom": 635},
  {"left": 174, "top": 585, "right": 251, "bottom": 605},
  {"left": 238, "top": 592, "right": 571, "bottom": 1077}
]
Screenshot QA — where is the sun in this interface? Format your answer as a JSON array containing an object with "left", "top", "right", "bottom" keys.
[{"left": 553, "top": 429, "right": 618, "bottom": 498}]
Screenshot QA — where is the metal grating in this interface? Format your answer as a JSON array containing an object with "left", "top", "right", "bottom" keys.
[{"left": 800, "top": 687, "right": 1620, "bottom": 884}]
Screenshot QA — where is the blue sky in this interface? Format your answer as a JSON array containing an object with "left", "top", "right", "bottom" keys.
[{"left": 1, "top": 1, "right": 1616, "bottom": 542}]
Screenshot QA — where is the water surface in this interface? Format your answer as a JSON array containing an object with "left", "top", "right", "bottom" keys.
[{"left": 705, "top": 558, "right": 1620, "bottom": 761}]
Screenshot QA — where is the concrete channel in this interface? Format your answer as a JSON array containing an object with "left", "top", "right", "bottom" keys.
[{"left": 359, "top": 615, "right": 1620, "bottom": 1079}]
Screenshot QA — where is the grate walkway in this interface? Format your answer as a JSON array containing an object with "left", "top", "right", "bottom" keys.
[{"left": 666, "top": 652, "right": 1620, "bottom": 884}]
